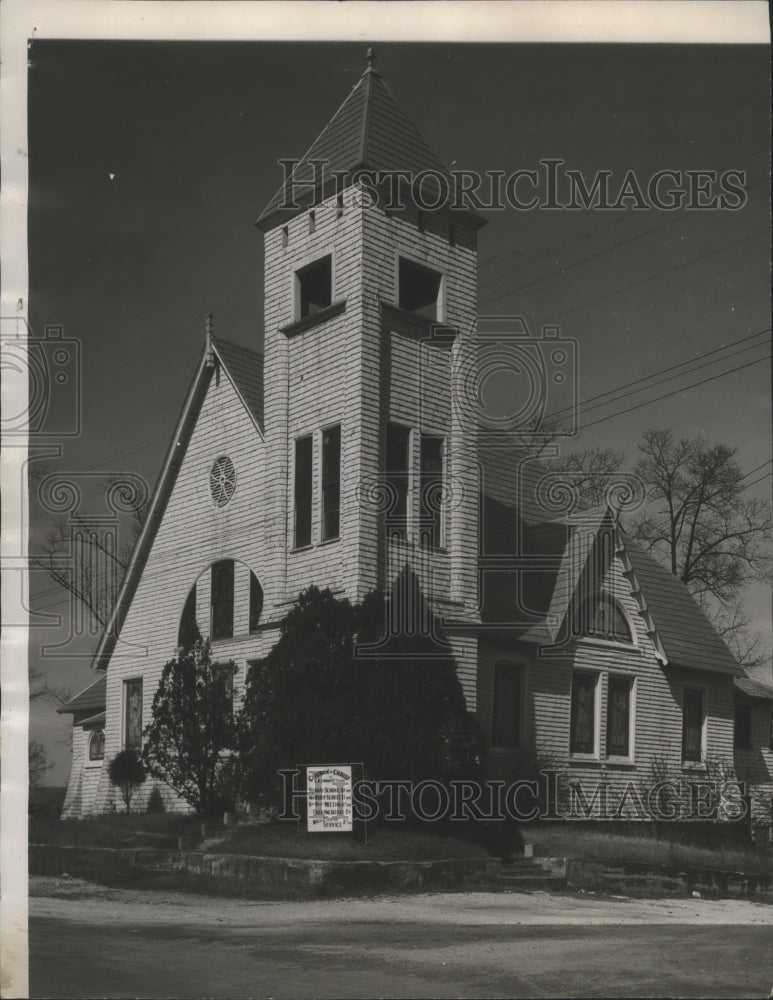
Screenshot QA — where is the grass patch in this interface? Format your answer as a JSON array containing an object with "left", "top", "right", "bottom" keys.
[
  {"left": 30, "top": 814, "right": 491, "bottom": 861},
  {"left": 527, "top": 824, "right": 773, "bottom": 875},
  {"left": 211, "top": 822, "right": 491, "bottom": 861},
  {"left": 30, "top": 813, "right": 203, "bottom": 850}
]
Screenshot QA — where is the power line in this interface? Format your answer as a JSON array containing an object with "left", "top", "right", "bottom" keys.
[
  {"left": 477, "top": 146, "right": 769, "bottom": 291},
  {"left": 580, "top": 354, "right": 769, "bottom": 431},
  {"left": 742, "top": 472, "right": 772, "bottom": 492},
  {"left": 544, "top": 327, "right": 770, "bottom": 422},
  {"left": 478, "top": 211, "right": 634, "bottom": 289},
  {"left": 577, "top": 339, "right": 769, "bottom": 419},
  {"left": 536, "top": 229, "right": 769, "bottom": 327},
  {"left": 740, "top": 459, "right": 773, "bottom": 482}
]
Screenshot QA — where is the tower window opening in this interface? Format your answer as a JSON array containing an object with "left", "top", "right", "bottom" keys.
[
  {"left": 399, "top": 258, "right": 441, "bottom": 321},
  {"left": 281, "top": 225, "right": 289, "bottom": 248},
  {"left": 308, "top": 210, "right": 316, "bottom": 233},
  {"left": 297, "top": 255, "right": 332, "bottom": 318}
]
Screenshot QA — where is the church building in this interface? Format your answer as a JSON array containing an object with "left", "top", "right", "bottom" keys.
[{"left": 59, "top": 53, "right": 770, "bottom": 829}]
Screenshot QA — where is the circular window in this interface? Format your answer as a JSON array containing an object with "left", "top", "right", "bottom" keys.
[{"left": 210, "top": 456, "right": 236, "bottom": 507}]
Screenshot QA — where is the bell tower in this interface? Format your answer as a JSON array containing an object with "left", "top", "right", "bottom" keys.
[{"left": 256, "top": 51, "right": 486, "bottom": 633}]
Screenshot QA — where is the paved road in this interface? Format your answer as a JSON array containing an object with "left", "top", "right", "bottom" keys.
[{"left": 29, "top": 877, "right": 773, "bottom": 999}]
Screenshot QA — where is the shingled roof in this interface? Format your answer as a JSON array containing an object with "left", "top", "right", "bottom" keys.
[
  {"left": 57, "top": 674, "right": 106, "bottom": 714},
  {"left": 624, "top": 540, "right": 741, "bottom": 677},
  {"left": 257, "top": 55, "right": 482, "bottom": 231},
  {"left": 734, "top": 675, "right": 773, "bottom": 700},
  {"left": 213, "top": 337, "right": 264, "bottom": 429}
]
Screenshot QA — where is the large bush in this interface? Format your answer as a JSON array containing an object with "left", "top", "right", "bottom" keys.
[
  {"left": 108, "top": 748, "right": 146, "bottom": 813},
  {"left": 240, "top": 577, "right": 483, "bottom": 811},
  {"left": 142, "top": 638, "right": 242, "bottom": 817}
]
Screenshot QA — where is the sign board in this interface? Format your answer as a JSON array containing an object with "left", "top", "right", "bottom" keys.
[{"left": 306, "top": 765, "right": 353, "bottom": 832}]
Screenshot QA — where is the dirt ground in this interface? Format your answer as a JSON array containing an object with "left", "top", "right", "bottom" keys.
[{"left": 27, "top": 876, "right": 773, "bottom": 999}]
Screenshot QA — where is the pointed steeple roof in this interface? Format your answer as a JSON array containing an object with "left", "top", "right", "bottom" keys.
[{"left": 257, "top": 51, "right": 479, "bottom": 230}]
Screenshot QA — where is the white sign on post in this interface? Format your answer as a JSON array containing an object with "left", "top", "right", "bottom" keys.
[{"left": 306, "top": 765, "right": 353, "bottom": 832}]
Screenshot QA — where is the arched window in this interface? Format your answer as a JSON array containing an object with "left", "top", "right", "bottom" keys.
[
  {"left": 178, "top": 585, "right": 198, "bottom": 648},
  {"left": 89, "top": 728, "right": 105, "bottom": 761},
  {"left": 580, "top": 594, "right": 633, "bottom": 644},
  {"left": 178, "top": 562, "right": 263, "bottom": 643},
  {"left": 249, "top": 572, "right": 263, "bottom": 633}
]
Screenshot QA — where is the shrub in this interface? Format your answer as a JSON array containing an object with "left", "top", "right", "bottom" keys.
[
  {"left": 108, "top": 749, "right": 146, "bottom": 813},
  {"left": 146, "top": 785, "right": 166, "bottom": 814},
  {"left": 239, "top": 575, "right": 483, "bottom": 814}
]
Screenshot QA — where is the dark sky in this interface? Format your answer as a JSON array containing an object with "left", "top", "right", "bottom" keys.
[{"left": 27, "top": 41, "right": 771, "bottom": 780}]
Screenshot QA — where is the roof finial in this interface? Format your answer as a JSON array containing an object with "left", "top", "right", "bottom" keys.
[
  {"left": 205, "top": 313, "right": 215, "bottom": 368},
  {"left": 366, "top": 47, "right": 375, "bottom": 69}
]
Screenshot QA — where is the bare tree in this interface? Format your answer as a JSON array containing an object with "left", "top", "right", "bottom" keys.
[
  {"left": 30, "top": 466, "right": 148, "bottom": 631},
  {"left": 545, "top": 446, "right": 628, "bottom": 506},
  {"left": 626, "top": 430, "right": 771, "bottom": 669}
]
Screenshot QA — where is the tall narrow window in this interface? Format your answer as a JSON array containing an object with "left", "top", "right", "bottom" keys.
[
  {"left": 682, "top": 686, "right": 705, "bottom": 763},
  {"left": 570, "top": 672, "right": 598, "bottom": 756},
  {"left": 294, "top": 435, "right": 313, "bottom": 548},
  {"left": 734, "top": 703, "right": 752, "bottom": 750},
  {"left": 420, "top": 435, "right": 443, "bottom": 548},
  {"left": 249, "top": 572, "right": 264, "bottom": 634},
  {"left": 386, "top": 423, "right": 410, "bottom": 539},
  {"left": 178, "top": 584, "right": 198, "bottom": 648},
  {"left": 321, "top": 425, "right": 341, "bottom": 541},
  {"left": 211, "top": 559, "right": 235, "bottom": 640},
  {"left": 606, "top": 675, "right": 633, "bottom": 758},
  {"left": 124, "top": 679, "right": 143, "bottom": 751},
  {"left": 492, "top": 662, "right": 522, "bottom": 749},
  {"left": 212, "top": 663, "right": 234, "bottom": 719},
  {"left": 297, "top": 255, "right": 331, "bottom": 318}
]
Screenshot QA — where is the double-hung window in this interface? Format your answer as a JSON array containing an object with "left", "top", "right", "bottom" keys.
[
  {"left": 606, "top": 675, "right": 634, "bottom": 759},
  {"left": 570, "top": 671, "right": 598, "bottom": 756},
  {"left": 420, "top": 435, "right": 443, "bottom": 549}
]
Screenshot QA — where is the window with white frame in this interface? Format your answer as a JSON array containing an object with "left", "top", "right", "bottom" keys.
[
  {"left": 606, "top": 674, "right": 634, "bottom": 759},
  {"left": 124, "top": 678, "right": 143, "bottom": 751},
  {"left": 491, "top": 661, "right": 522, "bottom": 749},
  {"left": 570, "top": 671, "right": 599, "bottom": 756},
  {"left": 88, "top": 728, "right": 105, "bottom": 762},
  {"left": 682, "top": 686, "right": 706, "bottom": 763}
]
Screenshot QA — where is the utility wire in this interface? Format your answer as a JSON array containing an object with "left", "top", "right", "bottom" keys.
[
  {"left": 478, "top": 146, "right": 769, "bottom": 291},
  {"left": 536, "top": 229, "right": 768, "bottom": 327},
  {"left": 574, "top": 339, "right": 769, "bottom": 420},
  {"left": 579, "top": 355, "right": 769, "bottom": 431},
  {"left": 544, "top": 327, "right": 771, "bottom": 422}
]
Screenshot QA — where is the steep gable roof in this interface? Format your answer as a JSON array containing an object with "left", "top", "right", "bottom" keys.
[
  {"left": 623, "top": 540, "right": 742, "bottom": 677},
  {"left": 212, "top": 337, "right": 264, "bottom": 428},
  {"left": 88, "top": 337, "right": 263, "bottom": 673},
  {"left": 57, "top": 674, "right": 106, "bottom": 714},
  {"left": 257, "top": 57, "right": 483, "bottom": 231}
]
